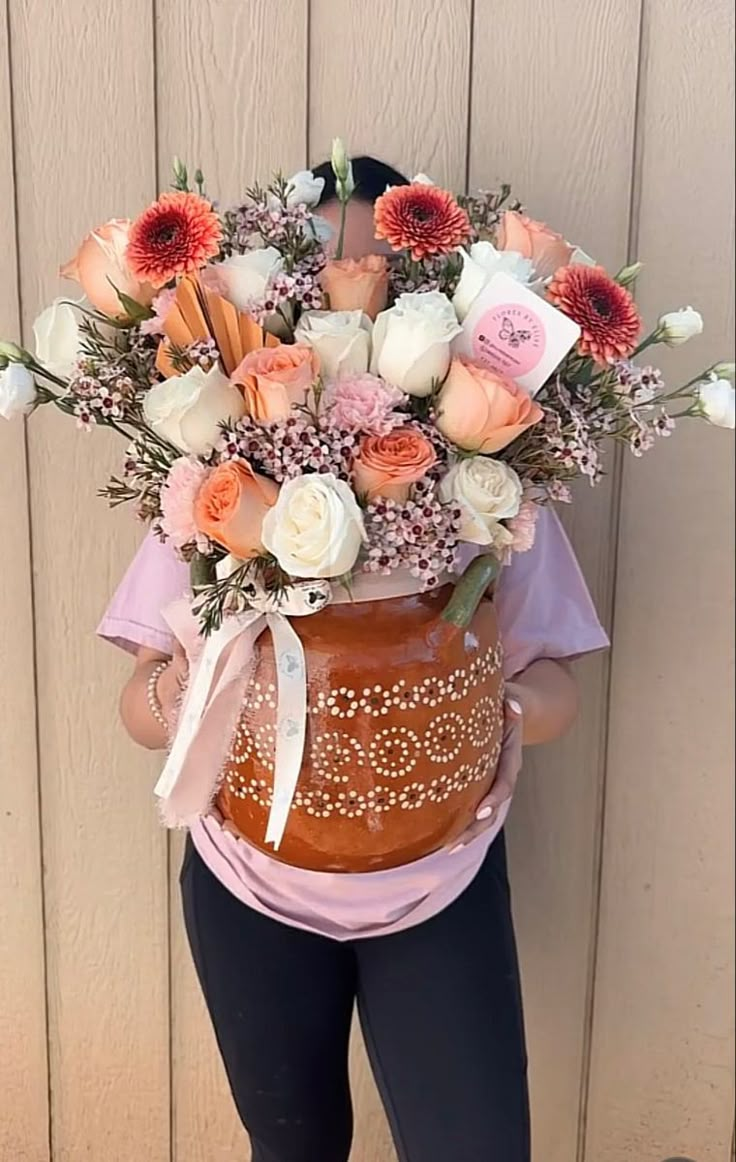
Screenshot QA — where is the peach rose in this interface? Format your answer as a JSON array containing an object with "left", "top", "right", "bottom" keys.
[
  {"left": 60, "top": 218, "right": 155, "bottom": 318},
  {"left": 193, "top": 460, "right": 279, "bottom": 559},
  {"left": 321, "top": 255, "right": 389, "bottom": 321},
  {"left": 495, "top": 211, "right": 574, "bottom": 280},
  {"left": 436, "top": 358, "right": 544, "bottom": 454},
  {"left": 353, "top": 427, "right": 437, "bottom": 503},
  {"left": 232, "top": 344, "right": 320, "bottom": 423}
]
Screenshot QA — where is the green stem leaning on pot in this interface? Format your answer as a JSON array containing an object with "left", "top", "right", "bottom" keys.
[{"left": 440, "top": 554, "right": 500, "bottom": 629}]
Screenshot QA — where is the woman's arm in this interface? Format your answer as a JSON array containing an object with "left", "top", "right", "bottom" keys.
[
  {"left": 120, "top": 644, "right": 188, "bottom": 750},
  {"left": 511, "top": 657, "right": 579, "bottom": 746}
]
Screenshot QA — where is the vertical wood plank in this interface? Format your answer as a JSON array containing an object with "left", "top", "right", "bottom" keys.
[
  {"left": 584, "top": 1, "right": 735, "bottom": 1158},
  {"left": 309, "top": 0, "right": 472, "bottom": 187},
  {"left": 310, "top": 4, "right": 471, "bottom": 1156},
  {"left": 0, "top": 3, "right": 49, "bottom": 1158},
  {"left": 8, "top": 2, "right": 169, "bottom": 1159},
  {"left": 470, "top": 3, "right": 642, "bottom": 1159},
  {"left": 154, "top": 3, "right": 308, "bottom": 1158}
]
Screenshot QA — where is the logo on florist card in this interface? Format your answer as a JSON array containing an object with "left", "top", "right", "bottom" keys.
[{"left": 473, "top": 303, "right": 546, "bottom": 378}]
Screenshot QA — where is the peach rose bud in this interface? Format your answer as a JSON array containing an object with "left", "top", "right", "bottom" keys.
[
  {"left": 60, "top": 218, "right": 155, "bottom": 318},
  {"left": 353, "top": 427, "right": 437, "bottom": 503},
  {"left": 496, "top": 211, "right": 574, "bottom": 281},
  {"left": 436, "top": 358, "right": 544, "bottom": 454},
  {"left": 321, "top": 255, "right": 389, "bottom": 321},
  {"left": 231, "top": 344, "right": 320, "bottom": 424},
  {"left": 193, "top": 460, "right": 279, "bottom": 559}
]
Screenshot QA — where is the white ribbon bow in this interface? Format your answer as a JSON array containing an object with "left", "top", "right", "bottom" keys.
[{"left": 154, "top": 568, "right": 331, "bottom": 850}]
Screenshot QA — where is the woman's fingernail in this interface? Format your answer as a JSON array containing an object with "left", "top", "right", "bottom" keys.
[
  {"left": 507, "top": 698, "right": 523, "bottom": 716},
  {"left": 450, "top": 843, "right": 465, "bottom": 855},
  {"left": 476, "top": 805, "right": 494, "bottom": 821}
]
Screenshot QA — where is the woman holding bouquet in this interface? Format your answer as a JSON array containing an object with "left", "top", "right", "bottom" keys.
[{"left": 100, "top": 158, "right": 608, "bottom": 1162}]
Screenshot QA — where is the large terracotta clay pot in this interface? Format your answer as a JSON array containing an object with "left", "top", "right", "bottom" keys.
[{"left": 217, "top": 584, "right": 504, "bottom": 872}]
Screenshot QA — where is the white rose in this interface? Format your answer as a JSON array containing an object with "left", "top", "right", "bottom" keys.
[
  {"left": 0, "top": 363, "right": 36, "bottom": 420},
  {"left": 371, "top": 291, "right": 462, "bottom": 397},
  {"left": 658, "top": 306, "right": 703, "bottom": 346},
  {"left": 294, "top": 310, "right": 372, "bottom": 379},
  {"left": 142, "top": 364, "right": 245, "bottom": 455},
  {"left": 452, "top": 242, "right": 534, "bottom": 321},
  {"left": 285, "top": 169, "right": 325, "bottom": 208},
  {"left": 262, "top": 472, "right": 366, "bottom": 579},
  {"left": 215, "top": 247, "right": 283, "bottom": 312},
  {"left": 32, "top": 298, "right": 83, "bottom": 379},
  {"left": 439, "top": 457, "right": 523, "bottom": 545},
  {"left": 697, "top": 377, "right": 735, "bottom": 429}
]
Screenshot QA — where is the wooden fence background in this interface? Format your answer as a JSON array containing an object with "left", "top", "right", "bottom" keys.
[{"left": 0, "top": 1, "right": 733, "bottom": 1159}]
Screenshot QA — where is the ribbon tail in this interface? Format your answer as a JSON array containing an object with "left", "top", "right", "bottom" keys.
[{"left": 264, "top": 614, "right": 308, "bottom": 851}]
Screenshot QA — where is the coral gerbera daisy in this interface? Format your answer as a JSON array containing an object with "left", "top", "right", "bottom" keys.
[
  {"left": 548, "top": 264, "right": 641, "bottom": 365},
  {"left": 127, "top": 192, "right": 222, "bottom": 288},
  {"left": 374, "top": 183, "right": 470, "bottom": 262}
]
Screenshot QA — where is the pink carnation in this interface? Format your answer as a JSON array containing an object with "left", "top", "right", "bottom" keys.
[
  {"left": 160, "top": 456, "right": 210, "bottom": 549},
  {"left": 507, "top": 501, "right": 538, "bottom": 554},
  {"left": 324, "top": 374, "right": 405, "bottom": 434},
  {"left": 140, "top": 287, "right": 178, "bottom": 336}
]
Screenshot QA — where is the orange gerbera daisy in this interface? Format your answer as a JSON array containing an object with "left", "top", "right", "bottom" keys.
[
  {"left": 127, "top": 192, "right": 222, "bottom": 288},
  {"left": 548, "top": 264, "right": 641, "bottom": 365},
  {"left": 374, "top": 183, "right": 470, "bottom": 261}
]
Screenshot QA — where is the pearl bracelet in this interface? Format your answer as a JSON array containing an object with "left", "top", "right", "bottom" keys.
[{"left": 147, "top": 660, "right": 171, "bottom": 736}]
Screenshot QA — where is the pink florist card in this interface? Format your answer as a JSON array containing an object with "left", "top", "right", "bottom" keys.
[{"left": 454, "top": 272, "right": 581, "bottom": 396}]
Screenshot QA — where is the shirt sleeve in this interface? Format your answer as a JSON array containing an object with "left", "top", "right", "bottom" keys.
[
  {"left": 495, "top": 506, "right": 609, "bottom": 679},
  {"left": 97, "top": 531, "right": 190, "bottom": 655}
]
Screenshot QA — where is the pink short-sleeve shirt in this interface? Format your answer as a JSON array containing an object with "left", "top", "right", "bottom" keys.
[{"left": 99, "top": 509, "right": 608, "bottom": 940}]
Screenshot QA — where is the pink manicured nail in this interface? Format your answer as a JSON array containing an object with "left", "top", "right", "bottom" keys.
[
  {"left": 507, "top": 698, "right": 523, "bottom": 716},
  {"left": 450, "top": 843, "right": 465, "bottom": 855},
  {"left": 476, "top": 805, "right": 493, "bottom": 821}
]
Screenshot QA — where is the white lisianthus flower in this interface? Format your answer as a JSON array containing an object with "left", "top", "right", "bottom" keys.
[
  {"left": 657, "top": 306, "right": 703, "bottom": 346},
  {"left": 371, "top": 291, "right": 462, "bottom": 397},
  {"left": 439, "top": 457, "right": 523, "bottom": 545},
  {"left": 697, "top": 377, "right": 735, "bottom": 429},
  {"left": 32, "top": 298, "right": 83, "bottom": 379},
  {"left": 0, "top": 362, "right": 36, "bottom": 420},
  {"left": 711, "top": 361, "right": 735, "bottom": 381},
  {"left": 262, "top": 472, "right": 366, "bottom": 579},
  {"left": 284, "top": 169, "right": 325, "bottom": 208},
  {"left": 215, "top": 247, "right": 283, "bottom": 313},
  {"left": 452, "top": 241, "right": 534, "bottom": 321},
  {"left": 294, "top": 310, "right": 372, "bottom": 379},
  {"left": 142, "top": 364, "right": 245, "bottom": 455}
]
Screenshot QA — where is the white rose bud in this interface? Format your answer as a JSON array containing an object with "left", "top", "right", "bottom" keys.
[
  {"left": 657, "top": 306, "right": 703, "bottom": 346},
  {"left": 33, "top": 298, "right": 83, "bottom": 379},
  {"left": 697, "top": 377, "right": 735, "bottom": 429},
  {"left": 0, "top": 363, "right": 36, "bottom": 420},
  {"left": 262, "top": 472, "right": 366, "bottom": 579},
  {"left": 371, "top": 291, "right": 462, "bottom": 397},
  {"left": 439, "top": 457, "right": 523, "bottom": 545},
  {"left": 711, "top": 361, "right": 735, "bottom": 382},
  {"left": 331, "top": 138, "right": 355, "bottom": 200},
  {"left": 294, "top": 310, "right": 372, "bottom": 380},
  {"left": 284, "top": 169, "right": 325, "bottom": 208},
  {"left": 453, "top": 242, "right": 534, "bottom": 322},
  {"left": 614, "top": 261, "right": 643, "bottom": 287},
  {"left": 215, "top": 247, "right": 283, "bottom": 313},
  {"left": 142, "top": 363, "right": 245, "bottom": 455},
  {"left": 0, "top": 339, "right": 30, "bottom": 364}
]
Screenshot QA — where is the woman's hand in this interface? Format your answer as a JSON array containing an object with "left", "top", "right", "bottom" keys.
[
  {"left": 156, "top": 639, "right": 189, "bottom": 723},
  {"left": 119, "top": 642, "right": 189, "bottom": 751},
  {"left": 449, "top": 686, "right": 525, "bottom": 852}
]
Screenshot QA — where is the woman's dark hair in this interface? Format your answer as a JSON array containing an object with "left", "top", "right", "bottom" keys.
[{"left": 313, "top": 155, "right": 409, "bottom": 205}]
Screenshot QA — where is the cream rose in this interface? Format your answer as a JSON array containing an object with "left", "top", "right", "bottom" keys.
[
  {"left": 33, "top": 298, "right": 83, "bottom": 379},
  {"left": 371, "top": 291, "right": 462, "bottom": 397},
  {"left": 262, "top": 472, "right": 365, "bottom": 578},
  {"left": 284, "top": 169, "right": 325, "bottom": 208},
  {"left": 294, "top": 310, "right": 372, "bottom": 379},
  {"left": 0, "top": 362, "right": 36, "bottom": 420},
  {"left": 439, "top": 457, "right": 523, "bottom": 545},
  {"left": 657, "top": 306, "right": 703, "bottom": 346},
  {"left": 214, "top": 247, "right": 283, "bottom": 313},
  {"left": 142, "top": 364, "right": 245, "bottom": 455},
  {"left": 452, "top": 242, "right": 533, "bottom": 321},
  {"left": 697, "top": 377, "right": 735, "bottom": 429}
]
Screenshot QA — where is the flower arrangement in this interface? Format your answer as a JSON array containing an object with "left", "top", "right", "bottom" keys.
[{"left": 1, "top": 140, "right": 733, "bottom": 636}]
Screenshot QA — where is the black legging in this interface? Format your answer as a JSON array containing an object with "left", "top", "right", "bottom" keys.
[{"left": 180, "top": 832, "right": 530, "bottom": 1162}]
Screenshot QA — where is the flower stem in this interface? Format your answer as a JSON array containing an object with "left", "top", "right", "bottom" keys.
[
  {"left": 441, "top": 554, "right": 500, "bottom": 628},
  {"left": 335, "top": 200, "right": 348, "bottom": 261}
]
